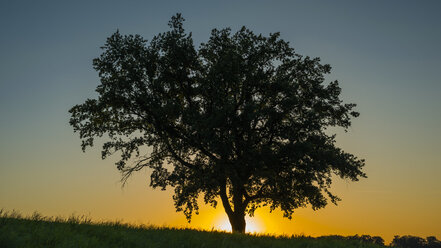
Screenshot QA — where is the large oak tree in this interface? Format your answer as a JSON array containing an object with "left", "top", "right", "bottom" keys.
[{"left": 69, "top": 14, "right": 365, "bottom": 233}]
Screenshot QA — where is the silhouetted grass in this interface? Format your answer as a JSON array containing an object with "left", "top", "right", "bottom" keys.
[{"left": 0, "top": 209, "right": 387, "bottom": 248}]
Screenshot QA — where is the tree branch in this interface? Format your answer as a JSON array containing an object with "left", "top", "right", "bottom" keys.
[
  {"left": 245, "top": 181, "right": 269, "bottom": 205},
  {"left": 219, "top": 179, "right": 233, "bottom": 216},
  {"left": 163, "top": 138, "right": 197, "bottom": 170},
  {"left": 168, "top": 125, "right": 221, "bottom": 161}
]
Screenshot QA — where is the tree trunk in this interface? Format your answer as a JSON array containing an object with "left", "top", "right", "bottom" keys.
[
  {"left": 227, "top": 211, "right": 246, "bottom": 233},
  {"left": 219, "top": 179, "right": 247, "bottom": 233}
]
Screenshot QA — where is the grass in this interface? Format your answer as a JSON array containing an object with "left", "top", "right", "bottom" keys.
[{"left": 0, "top": 209, "right": 387, "bottom": 248}]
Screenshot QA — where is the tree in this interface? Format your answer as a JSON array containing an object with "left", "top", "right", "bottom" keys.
[
  {"left": 391, "top": 236, "right": 441, "bottom": 248},
  {"left": 69, "top": 14, "right": 365, "bottom": 233}
]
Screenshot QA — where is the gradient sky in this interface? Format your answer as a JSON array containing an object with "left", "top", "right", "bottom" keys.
[{"left": 1, "top": 0, "right": 440, "bottom": 243}]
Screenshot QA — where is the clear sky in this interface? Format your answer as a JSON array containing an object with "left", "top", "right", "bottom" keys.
[{"left": 1, "top": 0, "right": 440, "bottom": 243}]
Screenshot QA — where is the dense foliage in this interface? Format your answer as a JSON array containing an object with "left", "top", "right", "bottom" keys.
[
  {"left": 391, "top": 235, "right": 441, "bottom": 248},
  {"left": 69, "top": 14, "right": 365, "bottom": 232}
]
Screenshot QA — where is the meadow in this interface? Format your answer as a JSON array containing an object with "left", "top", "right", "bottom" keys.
[
  {"left": 2, "top": 210, "right": 439, "bottom": 248},
  {"left": 0, "top": 209, "right": 391, "bottom": 248}
]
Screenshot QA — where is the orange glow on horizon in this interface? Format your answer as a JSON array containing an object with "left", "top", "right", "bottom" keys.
[{"left": 213, "top": 214, "right": 263, "bottom": 234}]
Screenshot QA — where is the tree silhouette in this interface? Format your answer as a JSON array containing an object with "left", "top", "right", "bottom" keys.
[
  {"left": 69, "top": 14, "right": 365, "bottom": 233},
  {"left": 391, "top": 235, "right": 441, "bottom": 248}
]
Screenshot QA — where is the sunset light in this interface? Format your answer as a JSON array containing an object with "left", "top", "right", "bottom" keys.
[
  {"left": 1, "top": 1, "right": 441, "bottom": 247},
  {"left": 215, "top": 216, "right": 263, "bottom": 234},
  {"left": 215, "top": 218, "right": 232, "bottom": 232}
]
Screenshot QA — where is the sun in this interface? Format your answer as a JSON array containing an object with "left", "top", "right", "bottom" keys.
[
  {"left": 216, "top": 218, "right": 232, "bottom": 232},
  {"left": 214, "top": 216, "right": 263, "bottom": 234}
]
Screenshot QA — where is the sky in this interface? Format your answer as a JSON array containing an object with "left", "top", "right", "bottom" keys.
[{"left": 1, "top": 0, "right": 440, "bottom": 243}]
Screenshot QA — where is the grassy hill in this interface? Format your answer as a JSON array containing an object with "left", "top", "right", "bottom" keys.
[{"left": 0, "top": 210, "right": 386, "bottom": 248}]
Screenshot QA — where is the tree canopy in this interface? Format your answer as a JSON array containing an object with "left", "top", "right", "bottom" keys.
[{"left": 69, "top": 14, "right": 365, "bottom": 233}]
